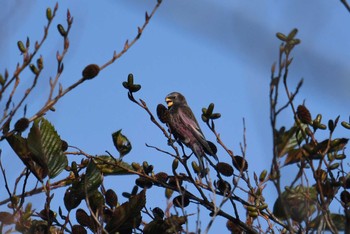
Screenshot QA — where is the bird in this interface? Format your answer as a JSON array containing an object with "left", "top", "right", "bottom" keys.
[{"left": 159, "top": 92, "right": 218, "bottom": 176}]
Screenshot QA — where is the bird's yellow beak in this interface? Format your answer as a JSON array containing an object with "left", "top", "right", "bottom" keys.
[{"left": 165, "top": 98, "right": 173, "bottom": 108}]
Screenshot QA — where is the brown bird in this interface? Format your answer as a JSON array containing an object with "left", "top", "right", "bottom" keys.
[{"left": 159, "top": 92, "right": 218, "bottom": 176}]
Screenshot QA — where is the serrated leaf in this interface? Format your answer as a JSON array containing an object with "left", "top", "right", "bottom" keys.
[
  {"left": 105, "top": 190, "right": 146, "bottom": 233},
  {"left": 28, "top": 118, "right": 68, "bottom": 178},
  {"left": 85, "top": 160, "right": 103, "bottom": 192},
  {"left": 6, "top": 131, "right": 47, "bottom": 181}
]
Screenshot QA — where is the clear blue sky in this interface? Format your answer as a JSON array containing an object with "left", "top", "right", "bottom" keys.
[{"left": 1, "top": 0, "right": 350, "bottom": 232}]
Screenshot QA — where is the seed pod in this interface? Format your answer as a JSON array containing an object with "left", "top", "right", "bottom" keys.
[
  {"left": 341, "top": 121, "right": 350, "bottom": 129},
  {"left": 64, "top": 189, "right": 81, "bottom": 211},
  {"left": 328, "top": 119, "right": 335, "bottom": 133},
  {"left": 207, "top": 103, "right": 214, "bottom": 116},
  {"left": 144, "top": 165, "right": 154, "bottom": 174},
  {"left": 287, "top": 28, "right": 298, "bottom": 41},
  {"left": 154, "top": 172, "right": 168, "bottom": 183},
  {"left": 276, "top": 32, "right": 287, "bottom": 41},
  {"left": 246, "top": 206, "right": 257, "bottom": 212},
  {"left": 216, "top": 162, "right": 234, "bottom": 177},
  {"left": 14, "top": 118, "right": 29, "bottom": 132},
  {"left": 248, "top": 210, "right": 259, "bottom": 218},
  {"left": 341, "top": 190, "right": 350, "bottom": 205},
  {"left": 215, "top": 179, "right": 231, "bottom": 194},
  {"left": 173, "top": 195, "right": 190, "bottom": 208},
  {"left": 72, "top": 225, "right": 87, "bottom": 234},
  {"left": 88, "top": 191, "right": 105, "bottom": 212},
  {"left": 258, "top": 203, "right": 268, "bottom": 210},
  {"left": 142, "top": 161, "right": 149, "bottom": 172},
  {"left": 131, "top": 162, "right": 141, "bottom": 171},
  {"left": 105, "top": 189, "right": 118, "bottom": 208},
  {"left": 135, "top": 177, "right": 153, "bottom": 189},
  {"left": 232, "top": 156, "right": 248, "bottom": 172},
  {"left": 127, "top": 73, "right": 134, "bottom": 84},
  {"left": 314, "top": 114, "right": 322, "bottom": 124},
  {"left": 131, "top": 185, "right": 138, "bottom": 195},
  {"left": 297, "top": 105, "right": 312, "bottom": 124},
  {"left": 201, "top": 115, "right": 208, "bottom": 123},
  {"left": 128, "top": 84, "right": 141, "bottom": 92},
  {"left": 76, "top": 209, "right": 91, "bottom": 227},
  {"left": 329, "top": 163, "right": 339, "bottom": 170},
  {"left": 61, "top": 140, "right": 68, "bottom": 152},
  {"left": 122, "top": 192, "right": 131, "bottom": 198},
  {"left": 168, "top": 176, "right": 182, "bottom": 187},
  {"left": 82, "top": 64, "right": 100, "bottom": 80},
  {"left": 335, "top": 154, "right": 346, "bottom": 160},
  {"left": 156, "top": 104, "right": 169, "bottom": 123},
  {"left": 210, "top": 113, "right": 221, "bottom": 119},
  {"left": 152, "top": 207, "right": 164, "bottom": 220}
]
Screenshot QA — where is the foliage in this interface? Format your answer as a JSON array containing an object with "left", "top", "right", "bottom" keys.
[{"left": 0, "top": 1, "right": 350, "bottom": 234}]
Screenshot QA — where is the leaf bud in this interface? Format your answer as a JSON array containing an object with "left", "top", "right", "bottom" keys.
[
  {"left": 341, "top": 121, "right": 350, "bottom": 130},
  {"left": 165, "top": 188, "right": 173, "bottom": 199},
  {"left": 57, "top": 24, "right": 66, "bottom": 37},
  {"left": 17, "top": 41, "right": 26, "bottom": 53},
  {"left": 29, "top": 64, "right": 39, "bottom": 75},
  {"left": 46, "top": 8, "right": 53, "bottom": 20}
]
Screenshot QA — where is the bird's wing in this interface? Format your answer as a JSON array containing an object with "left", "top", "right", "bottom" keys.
[{"left": 177, "top": 106, "right": 217, "bottom": 159}]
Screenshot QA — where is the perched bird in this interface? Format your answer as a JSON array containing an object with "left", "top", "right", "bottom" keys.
[{"left": 160, "top": 92, "right": 218, "bottom": 176}]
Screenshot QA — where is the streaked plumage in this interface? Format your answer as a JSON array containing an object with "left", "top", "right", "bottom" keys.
[{"left": 163, "top": 92, "right": 218, "bottom": 175}]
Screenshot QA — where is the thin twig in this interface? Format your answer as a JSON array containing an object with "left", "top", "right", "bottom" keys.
[{"left": 341, "top": 0, "right": 350, "bottom": 12}]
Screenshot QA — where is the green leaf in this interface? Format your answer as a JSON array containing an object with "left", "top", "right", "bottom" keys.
[
  {"left": 6, "top": 131, "right": 47, "bottom": 181},
  {"left": 27, "top": 118, "right": 68, "bottom": 179},
  {"left": 112, "top": 130, "right": 132, "bottom": 157},
  {"left": 67, "top": 160, "right": 103, "bottom": 202},
  {"left": 105, "top": 190, "right": 146, "bottom": 233},
  {"left": 273, "top": 185, "right": 317, "bottom": 222},
  {"left": 85, "top": 160, "right": 103, "bottom": 192},
  {"left": 92, "top": 155, "right": 134, "bottom": 175}
]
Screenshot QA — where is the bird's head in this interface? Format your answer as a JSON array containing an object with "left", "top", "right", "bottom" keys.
[{"left": 165, "top": 92, "right": 187, "bottom": 109}]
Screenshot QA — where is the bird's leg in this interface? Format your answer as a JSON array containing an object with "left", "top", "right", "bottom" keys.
[{"left": 178, "top": 141, "right": 192, "bottom": 160}]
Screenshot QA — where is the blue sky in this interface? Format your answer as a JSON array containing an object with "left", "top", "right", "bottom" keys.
[{"left": 1, "top": 0, "right": 350, "bottom": 232}]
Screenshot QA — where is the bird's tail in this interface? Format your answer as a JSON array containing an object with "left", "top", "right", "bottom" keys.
[
  {"left": 192, "top": 144, "right": 207, "bottom": 177},
  {"left": 204, "top": 140, "right": 219, "bottom": 161}
]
